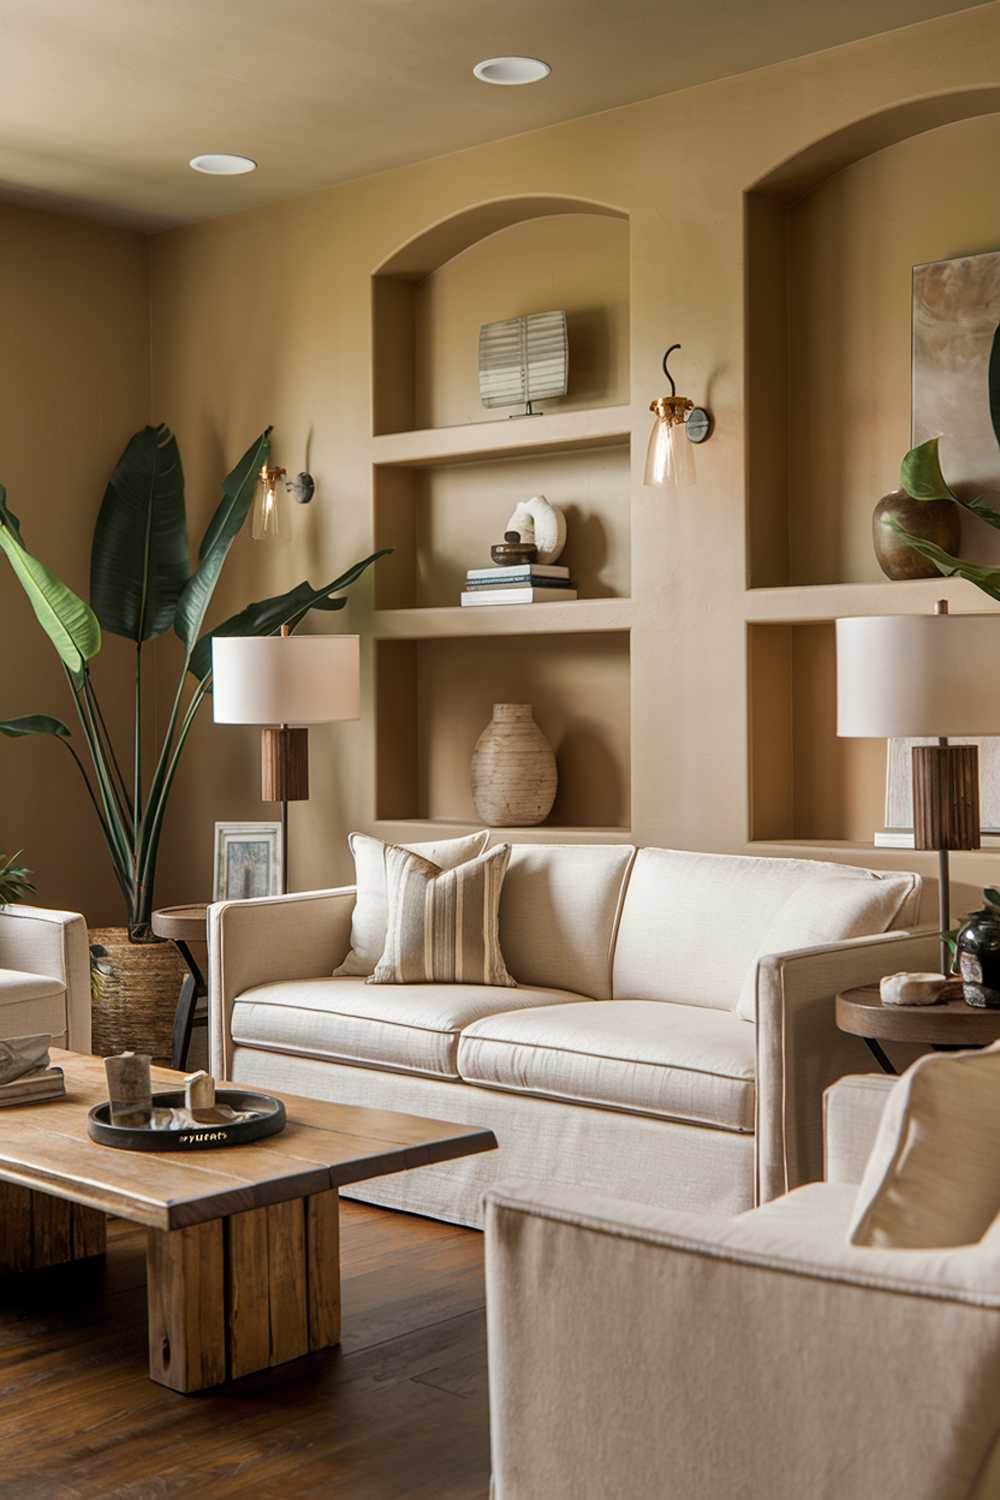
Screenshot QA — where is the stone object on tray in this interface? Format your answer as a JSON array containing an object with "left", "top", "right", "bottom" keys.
[
  {"left": 105, "top": 1051, "right": 153, "bottom": 1126},
  {"left": 0, "top": 1033, "right": 51, "bottom": 1085},
  {"left": 185, "top": 1069, "right": 216, "bottom": 1122},
  {"left": 879, "top": 972, "right": 948, "bottom": 1007}
]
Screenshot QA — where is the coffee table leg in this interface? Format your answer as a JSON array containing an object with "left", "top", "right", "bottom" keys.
[
  {"left": 146, "top": 1189, "right": 341, "bottom": 1393},
  {"left": 0, "top": 1183, "right": 106, "bottom": 1274}
]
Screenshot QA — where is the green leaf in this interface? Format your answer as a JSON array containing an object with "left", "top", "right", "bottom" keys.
[
  {"left": 174, "top": 429, "right": 271, "bottom": 652},
  {"left": 888, "top": 522, "right": 1000, "bottom": 599},
  {"left": 900, "top": 437, "right": 958, "bottom": 503},
  {"left": 985, "top": 888, "right": 1000, "bottom": 911},
  {"left": 990, "top": 322, "right": 1000, "bottom": 452},
  {"left": 0, "top": 714, "right": 72, "bottom": 739},
  {"left": 0, "top": 851, "right": 35, "bottom": 906},
  {"left": 960, "top": 492, "right": 1000, "bottom": 532},
  {"left": 0, "top": 486, "right": 101, "bottom": 672},
  {"left": 90, "top": 425, "right": 190, "bottom": 642},
  {"left": 188, "top": 549, "right": 390, "bottom": 682}
]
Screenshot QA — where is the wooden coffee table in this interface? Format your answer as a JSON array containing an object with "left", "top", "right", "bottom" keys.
[
  {"left": 0, "top": 1051, "right": 496, "bottom": 1393},
  {"left": 836, "top": 984, "right": 1000, "bottom": 1074}
]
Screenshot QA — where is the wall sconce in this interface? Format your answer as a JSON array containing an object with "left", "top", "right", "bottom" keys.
[
  {"left": 643, "top": 344, "right": 713, "bottom": 488},
  {"left": 251, "top": 464, "right": 316, "bottom": 541}
]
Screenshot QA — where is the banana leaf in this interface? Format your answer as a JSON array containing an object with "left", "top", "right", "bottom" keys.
[
  {"left": 90, "top": 425, "right": 189, "bottom": 641},
  {"left": 0, "top": 714, "right": 72, "bottom": 738},
  {"left": 888, "top": 521, "right": 1000, "bottom": 600},
  {"left": 900, "top": 436, "right": 1000, "bottom": 529},
  {"left": 188, "top": 549, "right": 390, "bottom": 682},
  {"left": 174, "top": 428, "right": 271, "bottom": 652},
  {"left": 0, "top": 486, "right": 101, "bottom": 672}
]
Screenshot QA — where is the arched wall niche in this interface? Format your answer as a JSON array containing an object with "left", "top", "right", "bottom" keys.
[
  {"left": 745, "top": 88, "right": 1000, "bottom": 591},
  {"left": 372, "top": 195, "right": 631, "bottom": 435}
]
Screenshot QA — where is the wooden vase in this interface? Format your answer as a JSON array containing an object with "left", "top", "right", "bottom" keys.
[{"left": 471, "top": 704, "right": 557, "bottom": 827}]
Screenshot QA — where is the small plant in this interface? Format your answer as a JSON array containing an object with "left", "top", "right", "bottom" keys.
[{"left": 0, "top": 851, "right": 35, "bottom": 906}]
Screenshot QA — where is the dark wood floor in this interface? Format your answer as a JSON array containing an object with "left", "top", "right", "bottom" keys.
[{"left": 0, "top": 1201, "right": 490, "bottom": 1500}]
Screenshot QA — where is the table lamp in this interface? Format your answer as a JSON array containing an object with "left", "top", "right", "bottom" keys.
[
  {"left": 212, "top": 629, "right": 360, "bottom": 892},
  {"left": 836, "top": 600, "right": 1000, "bottom": 974}
]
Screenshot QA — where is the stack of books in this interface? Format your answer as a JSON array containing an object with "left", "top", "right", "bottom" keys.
[
  {"left": 461, "top": 563, "right": 577, "bottom": 607},
  {"left": 0, "top": 1065, "right": 65, "bottom": 1108}
]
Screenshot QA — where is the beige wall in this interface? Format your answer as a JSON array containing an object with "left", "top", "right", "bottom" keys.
[{"left": 0, "top": 204, "right": 149, "bottom": 923}]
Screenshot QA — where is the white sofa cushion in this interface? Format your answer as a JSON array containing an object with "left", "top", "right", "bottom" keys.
[
  {"left": 499, "top": 844, "right": 635, "bottom": 1002},
  {"left": 371, "top": 842, "right": 514, "bottom": 987},
  {"left": 613, "top": 849, "right": 918, "bottom": 1012},
  {"left": 0, "top": 969, "right": 67, "bottom": 1040},
  {"left": 457, "top": 999, "right": 756, "bottom": 1130},
  {"left": 230, "top": 975, "right": 589, "bottom": 1080},
  {"left": 849, "top": 1043, "right": 1000, "bottom": 1249},
  {"left": 334, "top": 829, "right": 490, "bottom": 977}
]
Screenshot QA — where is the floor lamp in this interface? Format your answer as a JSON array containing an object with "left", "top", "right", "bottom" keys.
[
  {"left": 836, "top": 601, "right": 1000, "bottom": 975},
  {"left": 212, "top": 630, "right": 360, "bottom": 893}
]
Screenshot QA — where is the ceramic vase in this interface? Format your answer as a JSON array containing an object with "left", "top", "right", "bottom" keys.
[
  {"left": 872, "top": 489, "right": 960, "bottom": 580},
  {"left": 957, "top": 909, "right": 1000, "bottom": 1009},
  {"left": 471, "top": 704, "right": 557, "bottom": 827}
]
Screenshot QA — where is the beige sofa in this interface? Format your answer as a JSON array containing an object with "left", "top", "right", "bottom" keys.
[
  {"left": 485, "top": 1072, "right": 1000, "bottom": 1500},
  {"left": 0, "top": 903, "right": 90, "bottom": 1050},
  {"left": 209, "top": 844, "right": 931, "bottom": 1225}
]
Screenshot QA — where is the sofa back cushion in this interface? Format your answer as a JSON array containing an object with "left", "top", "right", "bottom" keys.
[
  {"left": 612, "top": 849, "right": 920, "bottom": 1012},
  {"left": 499, "top": 844, "right": 636, "bottom": 1001}
]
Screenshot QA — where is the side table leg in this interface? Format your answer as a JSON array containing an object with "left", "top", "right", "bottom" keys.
[
  {"left": 863, "top": 1037, "right": 897, "bottom": 1075},
  {"left": 170, "top": 973, "right": 199, "bottom": 1071}
]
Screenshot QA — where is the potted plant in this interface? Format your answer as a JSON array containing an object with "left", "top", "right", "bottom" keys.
[
  {"left": 0, "top": 424, "right": 385, "bottom": 1056},
  {"left": 0, "top": 852, "right": 34, "bottom": 907}
]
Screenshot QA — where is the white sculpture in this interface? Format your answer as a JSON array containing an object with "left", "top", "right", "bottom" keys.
[
  {"left": 505, "top": 494, "right": 567, "bottom": 565},
  {"left": 879, "top": 972, "right": 948, "bottom": 1007}
]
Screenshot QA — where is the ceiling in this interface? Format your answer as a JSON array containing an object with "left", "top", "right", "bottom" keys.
[{"left": 0, "top": 0, "right": 982, "bottom": 233}]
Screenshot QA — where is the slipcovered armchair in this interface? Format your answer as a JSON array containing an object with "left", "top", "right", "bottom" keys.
[
  {"left": 0, "top": 904, "right": 90, "bottom": 1051},
  {"left": 485, "top": 1074, "right": 1000, "bottom": 1500}
]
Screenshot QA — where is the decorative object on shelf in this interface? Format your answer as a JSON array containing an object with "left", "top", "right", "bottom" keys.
[
  {"left": 879, "top": 972, "right": 948, "bottom": 1007},
  {"left": 490, "top": 530, "right": 538, "bottom": 567},
  {"left": 104, "top": 1050, "right": 152, "bottom": 1127},
  {"left": 251, "top": 462, "right": 316, "bottom": 542},
  {"left": 505, "top": 494, "right": 567, "bottom": 564},
  {"left": 0, "top": 423, "right": 384, "bottom": 947},
  {"left": 956, "top": 890, "right": 1000, "bottom": 1009},
  {"left": 0, "top": 1033, "right": 50, "bottom": 1085},
  {"left": 837, "top": 599, "right": 1000, "bottom": 977},
  {"left": 461, "top": 581, "right": 578, "bottom": 607},
  {"left": 213, "top": 822, "right": 283, "bottom": 900},
  {"left": 479, "top": 310, "right": 568, "bottom": 416},
  {"left": 0, "top": 850, "right": 33, "bottom": 907},
  {"left": 872, "top": 488, "right": 960, "bottom": 580},
  {"left": 89, "top": 930, "right": 187, "bottom": 1062},
  {"left": 471, "top": 703, "right": 557, "bottom": 826},
  {"left": 644, "top": 344, "right": 712, "bottom": 489},
  {"left": 212, "top": 628, "right": 361, "bottom": 892}
]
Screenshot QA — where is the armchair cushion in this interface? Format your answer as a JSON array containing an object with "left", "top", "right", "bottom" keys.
[
  {"left": 230, "top": 974, "right": 588, "bottom": 1080},
  {"left": 849, "top": 1042, "right": 1000, "bottom": 1249},
  {"left": 0, "top": 969, "right": 67, "bottom": 1041},
  {"left": 458, "top": 999, "right": 756, "bottom": 1129}
]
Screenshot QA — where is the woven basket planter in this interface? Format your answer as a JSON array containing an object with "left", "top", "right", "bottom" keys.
[{"left": 89, "top": 928, "right": 186, "bottom": 1063}]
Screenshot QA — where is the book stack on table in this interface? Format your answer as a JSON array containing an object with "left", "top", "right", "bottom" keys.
[
  {"left": 461, "top": 563, "right": 577, "bottom": 607},
  {"left": 0, "top": 1065, "right": 65, "bottom": 1107}
]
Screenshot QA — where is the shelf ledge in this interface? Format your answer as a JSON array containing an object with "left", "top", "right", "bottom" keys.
[
  {"left": 372, "top": 597, "right": 632, "bottom": 638},
  {"left": 372, "top": 406, "right": 632, "bottom": 468}
]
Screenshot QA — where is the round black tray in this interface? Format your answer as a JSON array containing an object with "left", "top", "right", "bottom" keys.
[{"left": 87, "top": 1089, "right": 286, "bottom": 1152}]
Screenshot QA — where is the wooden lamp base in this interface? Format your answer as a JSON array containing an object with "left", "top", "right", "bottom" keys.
[
  {"left": 260, "top": 727, "right": 310, "bottom": 802},
  {"left": 912, "top": 741, "right": 980, "bottom": 977}
]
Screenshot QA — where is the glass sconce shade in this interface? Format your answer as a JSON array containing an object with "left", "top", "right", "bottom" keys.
[
  {"left": 252, "top": 464, "right": 287, "bottom": 540},
  {"left": 644, "top": 397, "right": 695, "bottom": 488}
]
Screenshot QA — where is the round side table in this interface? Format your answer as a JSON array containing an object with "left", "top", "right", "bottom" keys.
[
  {"left": 836, "top": 984, "right": 1000, "bottom": 1075},
  {"left": 151, "top": 904, "right": 209, "bottom": 1070}
]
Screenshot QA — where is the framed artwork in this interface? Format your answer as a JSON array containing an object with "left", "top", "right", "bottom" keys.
[{"left": 213, "top": 822, "right": 283, "bottom": 901}]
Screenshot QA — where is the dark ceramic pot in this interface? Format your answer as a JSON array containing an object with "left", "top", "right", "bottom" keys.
[
  {"left": 957, "top": 909, "right": 1000, "bottom": 1009},
  {"left": 872, "top": 490, "right": 960, "bottom": 581}
]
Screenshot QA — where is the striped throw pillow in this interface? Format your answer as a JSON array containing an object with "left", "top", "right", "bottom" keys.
[{"left": 369, "top": 842, "right": 515, "bottom": 987}]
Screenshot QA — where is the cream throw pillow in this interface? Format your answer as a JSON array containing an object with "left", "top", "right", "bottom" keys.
[
  {"left": 848, "top": 1042, "right": 1000, "bottom": 1249},
  {"left": 369, "top": 842, "right": 515, "bottom": 987},
  {"left": 334, "top": 829, "right": 490, "bottom": 977},
  {"left": 736, "top": 872, "right": 912, "bottom": 1021}
]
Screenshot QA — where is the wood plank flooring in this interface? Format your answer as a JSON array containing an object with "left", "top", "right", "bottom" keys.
[{"left": 0, "top": 1200, "right": 490, "bottom": 1499}]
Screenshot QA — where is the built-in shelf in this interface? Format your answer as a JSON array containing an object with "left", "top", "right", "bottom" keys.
[
  {"left": 371, "top": 406, "right": 633, "bottom": 468},
  {"left": 374, "top": 819, "right": 633, "bottom": 843},
  {"left": 372, "top": 598, "right": 633, "bottom": 639},
  {"left": 744, "top": 579, "right": 1000, "bottom": 623}
]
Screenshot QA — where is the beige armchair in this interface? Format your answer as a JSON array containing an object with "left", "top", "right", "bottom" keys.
[
  {"left": 0, "top": 904, "right": 90, "bottom": 1051},
  {"left": 485, "top": 1073, "right": 1000, "bottom": 1500}
]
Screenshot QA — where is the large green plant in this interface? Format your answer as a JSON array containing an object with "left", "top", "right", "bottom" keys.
[{"left": 0, "top": 425, "right": 386, "bottom": 939}]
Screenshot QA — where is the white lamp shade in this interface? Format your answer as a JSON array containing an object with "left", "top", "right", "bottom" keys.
[
  {"left": 836, "top": 614, "right": 1000, "bottom": 738},
  {"left": 212, "top": 635, "right": 360, "bottom": 726}
]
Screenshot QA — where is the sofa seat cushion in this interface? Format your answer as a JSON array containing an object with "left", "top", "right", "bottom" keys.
[
  {"left": 230, "top": 975, "right": 591, "bottom": 1081},
  {"left": 0, "top": 969, "right": 67, "bottom": 1038},
  {"left": 457, "top": 1000, "right": 757, "bottom": 1131}
]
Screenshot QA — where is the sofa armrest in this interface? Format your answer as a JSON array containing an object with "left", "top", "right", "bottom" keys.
[
  {"left": 0, "top": 904, "right": 90, "bottom": 1051},
  {"left": 208, "top": 886, "right": 355, "bottom": 1076},
  {"left": 824, "top": 1073, "right": 896, "bottom": 1185},
  {"left": 485, "top": 1181, "right": 1000, "bottom": 1500},
  {"left": 754, "top": 927, "right": 938, "bottom": 1203}
]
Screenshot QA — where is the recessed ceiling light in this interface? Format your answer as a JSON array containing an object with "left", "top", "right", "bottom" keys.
[
  {"left": 473, "top": 56, "right": 550, "bottom": 86},
  {"left": 189, "top": 153, "right": 257, "bottom": 175}
]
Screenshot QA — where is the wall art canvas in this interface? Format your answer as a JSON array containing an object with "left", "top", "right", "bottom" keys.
[{"left": 213, "top": 822, "right": 283, "bottom": 900}]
